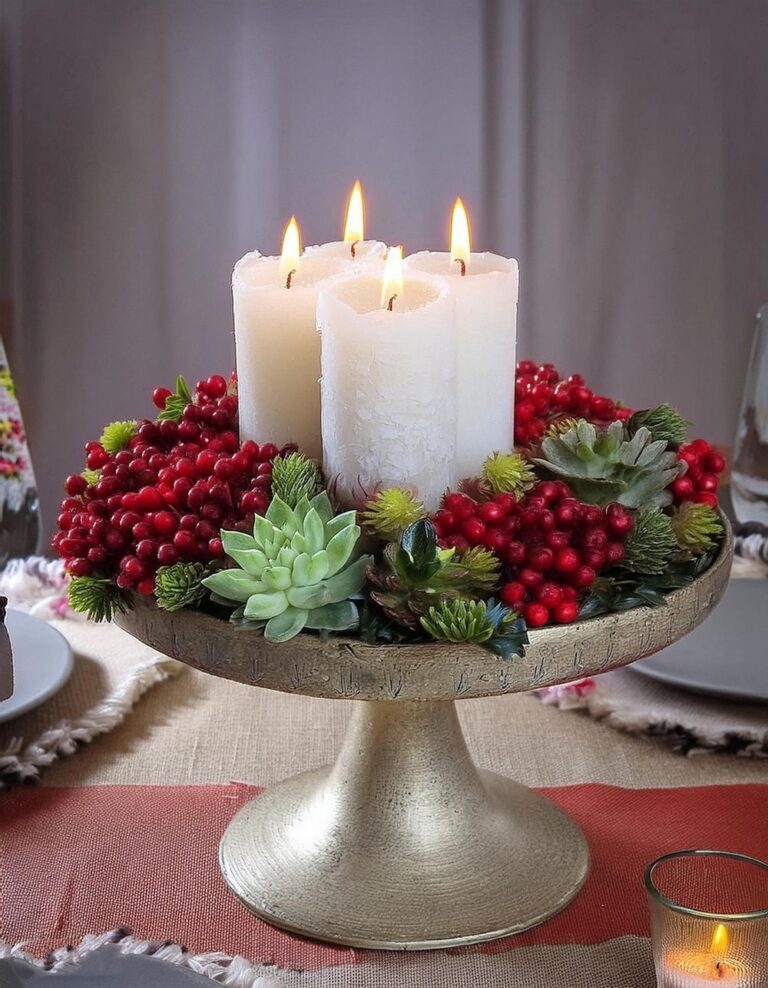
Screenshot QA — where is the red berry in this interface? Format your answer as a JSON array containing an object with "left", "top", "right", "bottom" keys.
[
  {"left": 501, "top": 582, "right": 526, "bottom": 607},
  {"left": 693, "top": 491, "right": 718, "bottom": 507},
  {"left": 137, "top": 578, "right": 156, "bottom": 596},
  {"left": 157, "top": 543, "right": 179, "bottom": 566},
  {"left": 479, "top": 501, "right": 504, "bottom": 525},
  {"left": 65, "top": 474, "right": 87, "bottom": 496},
  {"left": 537, "top": 581, "right": 564, "bottom": 608},
  {"left": 698, "top": 473, "right": 719, "bottom": 494},
  {"left": 518, "top": 567, "right": 544, "bottom": 590},
  {"left": 670, "top": 476, "right": 695, "bottom": 501},
  {"left": 690, "top": 439, "right": 711, "bottom": 456},
  {"left": 554, "top": 547, "right": 580, "bottom": 575},
  {"left": 524, "top": 602, "right": 550, "bottom": 628},
  {"left": 571, "top": 565, "right": 597, "bottom": 589},
  {"left": 527, "top": 545, "right": 554, "bottom": 572},
  {"left": 703, "top": 451, "right": 726, "bottom": 474},
  {"left": 462, "top": 518, "right": 486, "bottom": 545},
  {"left": 552, "top": 600, "right": 579, "bottom": 624},
  {"left": 153, "top": 387, "right": 173, "bottom": 409}
]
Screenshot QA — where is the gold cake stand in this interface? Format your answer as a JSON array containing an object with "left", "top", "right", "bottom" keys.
[{"left": 115, "top": 527, "right": 732, "bottom": 950}]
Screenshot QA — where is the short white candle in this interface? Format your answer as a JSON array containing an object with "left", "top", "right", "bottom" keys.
[
  {"left": 319, "top": 247, "right": 457, "bottom": 510},
  {"left": 233, "top": 218, "right": 350, "bottom": 459},
  {"left": 406, "top": 198, "right": 518, "bottom": 481},
  {"left": 307, "top": 180, "right": 385, "bottom": 263},
  {"left": 660, "top": 927, "right": 750, "bottom": 987}
]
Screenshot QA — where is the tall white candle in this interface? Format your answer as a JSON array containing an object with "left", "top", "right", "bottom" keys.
[
  {"left": 233, "top": 219, "right": 350, "bottom": 459},
  {"left": 406, "top": 199, "right": 518, "bottom": 480},
  {"left": 319, "top": 249, "right": 457, "bottom": 510},
  {"left": 307, "top": 180, "right": 385, "bottom": 263}
]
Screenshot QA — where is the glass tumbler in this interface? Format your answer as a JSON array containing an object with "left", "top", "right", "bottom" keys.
[
  {"left": 733, "top": 305, "right": 768, "bottom": 526},
  {"left": 645, "top": 850, "right": 768, "bottom": 987}
]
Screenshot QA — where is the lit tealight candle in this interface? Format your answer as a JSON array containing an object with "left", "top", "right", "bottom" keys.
[
  {"left": 307, "top": 180, "right": 386, "bottom": 263},
  {"left": 233, "top": 216, "right": 351, "bottom": 459},
  {"left": 662, "top": 925, "right": 750, "bottom": 987},
  {"left": 319, "top": 245, "right": 457, "bottom": 509},
  {"left": 406, "top": 198, "right": 518, "bottom": 480}
]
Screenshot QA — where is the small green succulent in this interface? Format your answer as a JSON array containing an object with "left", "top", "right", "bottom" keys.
[
  {"left": 202, "top": 492, "right": 372, "bottom": 642},
  {"left": 271, "top": 452, "right": 322, "bottom": 508},
  {"left": 366, "top": 520, "right": 501, "bottom": 630},
  {"left": 155, "top": 562, "right": 210, "bottom": 612},
  {"left": 622, "top": 508, "right": 677, "bottom": 575},
  {"left": 671, "top": 502, "right": 724, "bottom": 556},
  {"left": 628, "top": 404, "right": 690, "bottom": 448},
  {"left": 420, "top": 598, "right": 528, "bottom": 660},
  {"left": 534, "top": 420, "right": 684, "bottom": 508},
  {"left": 361, "top": 487, "right": 427, "bottom": 541}
]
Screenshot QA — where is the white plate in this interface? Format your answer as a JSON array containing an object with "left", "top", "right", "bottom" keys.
[
  {"left": 0, "top": 609, "right": 74, "bottom": 723},
  {"left": 633, "top": 578, "right": 768, "bottom": 702}
]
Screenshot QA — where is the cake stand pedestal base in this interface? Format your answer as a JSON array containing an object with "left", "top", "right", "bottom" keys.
[{"left": 219, "top": 699, "right": 589, "bottom": 950}]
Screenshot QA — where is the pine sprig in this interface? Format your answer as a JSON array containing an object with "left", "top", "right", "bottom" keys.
[
  {"left": 68, "top": 576, "right": 132, "bottom": 622},
  {"left": 157, "top": 376, "right": 193, "bottom": 422},
  {"left": 629, "top": 404, "right": 691, "bottom": 448},
  {"left": 623, "top": 507, "right": 677, "bottom": 575}
]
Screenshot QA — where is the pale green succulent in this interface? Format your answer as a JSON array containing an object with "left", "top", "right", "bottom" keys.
[
  {"left": 203, "top": 492, "right": 372, "bottom": 642},
  {"left": 534, "top": 420, "right": 684, "bottom": 508}
]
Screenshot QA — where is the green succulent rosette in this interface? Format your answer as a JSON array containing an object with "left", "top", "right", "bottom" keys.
[{"left": 202, "top": 492, "right": 372, "bottom": 642}]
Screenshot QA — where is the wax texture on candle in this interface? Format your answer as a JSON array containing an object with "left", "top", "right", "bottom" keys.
[
  {"left": 319, "top": 272, "right": 457, "bottom": 510},
  {"left": 406, "top": 251, "right": 518, "bottom": 480},
  {"left": 307, "top": 240, "right": 386, "bottom": 263},
  {"left": 233, "top": 251, "right": 351, "bottom": 459}
]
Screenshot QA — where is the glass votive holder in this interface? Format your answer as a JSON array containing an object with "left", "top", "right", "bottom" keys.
[{"left": 645, "top": 850, "right": 768, "bottom": 987}]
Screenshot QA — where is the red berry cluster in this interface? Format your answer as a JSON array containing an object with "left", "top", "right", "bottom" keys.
[
  {"left": 53, "top": 375, "right": 287, "bottom": 595},
  {"left": 670, "top": 439, "right": 725, "bottom": 508},
  {"left": 432, "top": 482, "right": 634, "bottom": 628},
  {"left": 514, "top": 360, "right": 631, "bottom": 448}
]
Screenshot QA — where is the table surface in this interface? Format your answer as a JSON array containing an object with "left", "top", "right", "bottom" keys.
[{"left": 2, "top": 599, "right": 767, "bottom": 988}]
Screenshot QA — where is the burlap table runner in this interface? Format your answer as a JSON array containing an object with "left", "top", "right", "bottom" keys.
[{"left": 2, "top": 557, "right": 768, "bottom": 988}]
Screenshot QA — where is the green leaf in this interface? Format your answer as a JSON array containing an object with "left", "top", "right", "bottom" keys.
[
  {"left": 243, "top": 590, "right": 289, "bottom": 620},
  {"left": 221, "top": 530, "right": 258, "bottom": 554},
  {"left": 202, "top": 569, "right": 260, "bottom": 603},
  {"left": 401, "top": 519, "right": 438, "bottom": 568},
  {"left": 325, "top": 510, "right": 358, "bottom": 540},
  {"left": 302, "top": 508, "right": 325, "bottom": 555},
  {"left": 322, "top": 554, "right": 372, "bottom": 603},
  {"left": 325, "top": 525, "right": 359, "bottom": 575},
  {"left": 261, "top": 565, "right": 292, "bottom": 591},
  {"left": 306, "top": 550, "right": 330, "bottom": 583},
  {"left": 264, "top": 606, "right": 308, "bottom": 642},
  {"left": 309, "top": 491, "right": 334, "bottom": 526},
  {"left": 226, "top": 548, "right": 268, "bottom": 577},
  {"left": 286, "top": 583, "right": 330, "bottom": 610},
  {"left": 305, "top": 600, "right": 359, "bottom": 632}
]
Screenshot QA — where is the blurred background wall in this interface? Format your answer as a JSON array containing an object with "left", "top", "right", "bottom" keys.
[{"left": 2, "top": 0, "right": 768, "bottom": 535}]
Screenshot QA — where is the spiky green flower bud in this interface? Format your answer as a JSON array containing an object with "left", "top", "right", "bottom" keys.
[
  {"left": 99, "top": 420, "right": 137, "bottom": 455},
  {"left": 157, "top": 376, "right": 192, "bottom": 422},
  {"left": 459, "top": 546, "right": 502, "bottom": 592},
  {"left": 629, "top": 404, "right": 691, "bottom": 448},
  {"left": 622, "top": 507, "right": 677, "bottom": 575},
  {"left": 420, "top": 599, "right": 495, "bottom": 644},
  {"left": 482, "top": 451, "right": 536, "bottom": 496},
  {"left": 271, "top": 452, "right": 322, "bottom": 508},
  {"left": 671, "top": 502, "right": 724, "bottom": 556},
  {"left": 361, "top": 487, "right": 427, "bottom": 541},
  {"left": 68, "top": 575, "right": 131, "bottom": 622},
  {"left": 155, "top": 562, "right": 209, "bottom": 612}
]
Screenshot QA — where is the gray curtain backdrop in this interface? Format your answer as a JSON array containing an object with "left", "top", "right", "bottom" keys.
[{"left": 3, "top": 0, "right": 768, "bottom": 536}]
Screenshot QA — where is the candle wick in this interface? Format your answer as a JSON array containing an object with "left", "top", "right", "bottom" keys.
[
  {"left": 350, "top": 240, "right": 359, "bottom": 259},
  {"left": 285, "top": 269, "right": 297, "bottom": 289},
  {"left": 455, "top": 258, "right": 466, "bottom": 277},
  {"left": 386, "top": 294, "right": 397, "bottom": 312}
]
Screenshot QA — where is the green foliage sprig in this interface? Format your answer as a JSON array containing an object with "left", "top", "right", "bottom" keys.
[
  {"left": 68, "top": 575, "right": 132, "bottom": 623},
  {"left": 99, "top": 420, "right": 137, "bottom": 455},
  {"left": 157, "top": 376, "right": 192, "bottom": 422}
]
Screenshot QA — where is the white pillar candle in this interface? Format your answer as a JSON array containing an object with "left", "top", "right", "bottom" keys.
[
  {"left": 306, "top": 180, "right": 386, "bottom": 263},
  {"left": 319, "top": 250, "right": 457, "bottom": 510},
  {"left": 233, "top": 219, "right": 350, "bottom": 460},
  {"left": 406, "top": 199, "right": 518, "bottom": 480}
]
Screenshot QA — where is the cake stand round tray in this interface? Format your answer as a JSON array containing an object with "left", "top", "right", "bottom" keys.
[{"left": 115, "top": 527, "right": 732, "bottom": 950}]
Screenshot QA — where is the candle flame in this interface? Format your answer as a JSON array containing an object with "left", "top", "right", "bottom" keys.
[
  {"left": 381, "top": 245, "right": 403, "bottom": 310},
  {"left": 280, "top": 216, "right": 301, "bottom": 286},
  {"left": 710, "top": 924, "right": 729, "bottom": 956},
  {"left": 343, "top": 180, "right": 365, "bottom": 244},
  {"left": 450, "top": 197, "right": 471, "bottom": 273}
]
